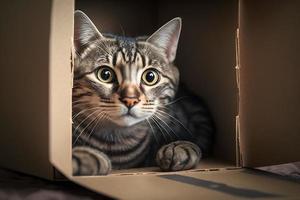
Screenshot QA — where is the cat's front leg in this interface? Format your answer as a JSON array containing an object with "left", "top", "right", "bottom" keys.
[
  {"left": 72, "top": 146, "right": 111, "bottom": 176},
  {"left": 156, "top": 141, "right": 202, "bottom": 171}
]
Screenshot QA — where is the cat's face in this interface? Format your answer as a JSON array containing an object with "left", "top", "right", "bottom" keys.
[{"left": 73, "top": 11, "right": 181, "bottom": 127}]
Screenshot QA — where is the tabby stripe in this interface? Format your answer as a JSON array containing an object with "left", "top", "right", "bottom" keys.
[
  {"left": 159, "top": 96, "right": 172, "bottom": 102},
  {"left": 111, "top": 140, "right": 150, "bottom": 168},
  {"left": 148, "top": 58, "right": 152, "bottom": 66},
  {"left": 112, "top": 51, "right": 118, "bottom": 66},
  {"left": 81, "top": 131, "right": 147, "bottom": 152},
  {"left": 86, "top": 150, "right": 101, "bottom": 172},
  {"left": 141, "top": 107, "right": 154, "bottom": 109},
  {"left": 116, "top": 147, "right": 150, "bottom": 169},
  {"left": 73, "top": 91, "right": 93, "bottom": 98},
  {"left": 143, "top": 111, "right": 153, "bottom": 113},
  {"left": 74, "top": 71, "right": 94, "bottom": 80},
  {"left": 105, "top": 55, "right": 109, "bottom": 63},
  {"left": 132, "top": 49, "right": 138, "bottom": 63},
  {"left": 99, "top": 105, "right": 118, "bottom": 108},
  {"left": 109, "top": 133, "right": 149, "bottom": 158},
  {"left": 99, "top": 100, "right": 115, "bottom": 104},
  {"left": 160, "top": 73, "right": 177, "bottom": 88},
  {"left": 139, "top": 51, "right": 146, "bottom": 67},
  {"left": 120, "top": 49, "right": 127, "bottom": 63},
  {"left": 169, "top": 144, "right": 176, "bottom": 171},
  {"left": 85, "top": 133, "right": 149, "bottom": 162},
  {"left": 180, "top": 146, "right": 193, "bottom": 170},
  {"left": 73, "top": 155, "right": 81, "bottom": 172}
]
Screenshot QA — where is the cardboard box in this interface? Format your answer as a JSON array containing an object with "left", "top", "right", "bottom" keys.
[{"left": 0, "top": 0, "right": 299, "bottom": 199}]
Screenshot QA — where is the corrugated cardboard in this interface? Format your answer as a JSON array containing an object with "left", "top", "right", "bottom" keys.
[
  {"left": 0, "top": 0, "right": 299, "bottom": 199},
  {"left": 72, "top": 169, "right": 300, "bottom": 200},
  {"left": 49, "top": 0, "right": 73, "bottom": 179},
  {"left": 239, "top": 0, "right": 300, "bottom": 167},
  {"left": 0, "top": 0, "right": 53, "bottom": 179}
]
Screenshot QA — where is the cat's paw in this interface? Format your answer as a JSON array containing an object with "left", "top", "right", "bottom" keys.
[
  {"left": 72, "top": 146, "right": 111, "bottom": 176},
  {"left": 156, "top": 141, "right": 202, "bottom": 171}
]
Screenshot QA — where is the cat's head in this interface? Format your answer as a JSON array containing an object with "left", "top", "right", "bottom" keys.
[{"left": 73, "top": 11, "right": 181, "bottom": 127}]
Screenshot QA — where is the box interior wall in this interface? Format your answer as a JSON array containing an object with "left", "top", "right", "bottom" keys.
[
  {"left": 74, "top": 0, "right": 239, "bottom": 173},
  {"left": 0, "top": 0, "right": 53, "bottom": 178},
  {"left": 239, "top": 0, "right": 300, "bottom": 167}
]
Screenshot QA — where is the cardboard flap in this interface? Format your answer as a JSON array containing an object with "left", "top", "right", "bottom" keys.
[
  {"left": 49, "top": 0, "right": 74, "bottom": 178},
  {"left": 239, "top": 0, "right": 300, "bottom": 167},
  {"left": 0, "top": 0, "right": 53, "bottom": 178},
  {"left": 72, "top": 169, "right": 300, "bottom": 200}
]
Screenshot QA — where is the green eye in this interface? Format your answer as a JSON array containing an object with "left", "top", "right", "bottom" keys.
[
  {"left": 142, "top": 69, "right": 159, "bottom": 86},
  {"left": 96, "top": 66, "right": 116, "bottom": 83}
]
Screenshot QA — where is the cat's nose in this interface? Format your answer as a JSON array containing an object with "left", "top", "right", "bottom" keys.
[{"left": 119, "top": 97, "right": 140, "bottom": 109}]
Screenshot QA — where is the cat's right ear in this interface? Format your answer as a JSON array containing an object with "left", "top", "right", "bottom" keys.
[{"left": 74, "top": 10, "right": 103, "bottom": 53}]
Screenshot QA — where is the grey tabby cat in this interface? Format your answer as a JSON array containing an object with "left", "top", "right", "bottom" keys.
[{"left": 72, "top": 11, "right": 214, "bottom": 175}]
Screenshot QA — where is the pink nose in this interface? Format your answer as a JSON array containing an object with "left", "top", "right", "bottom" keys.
[{"left": 120, "top": 97, "right": 140, "bottom": 109}]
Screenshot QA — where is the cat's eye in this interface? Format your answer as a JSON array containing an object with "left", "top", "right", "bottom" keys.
[
  {"left": 96, "top": 66, "right": 116, "bottom": 83},
  {"left": 142, "top": 69, "right": 160, "bottom": 86}
]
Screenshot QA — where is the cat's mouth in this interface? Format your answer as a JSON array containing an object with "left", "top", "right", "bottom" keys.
[
  {"left": 121, "top": 111, "right": 137, "bottom": 118},
  {"left": 113, "top": 113, "right": 143, "bottom": 127},
  {"left": 120, "top": 107, "right": 140, "bottom": 118}
]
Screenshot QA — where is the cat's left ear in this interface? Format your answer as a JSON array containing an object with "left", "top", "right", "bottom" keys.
[
  {"left": 74, "top": 10, "right": 104, "bottom": 53},
  {"left": 147, "top": 17, "right": 182, "bottom": 63}
]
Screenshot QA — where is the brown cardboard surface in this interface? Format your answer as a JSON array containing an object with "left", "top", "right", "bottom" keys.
[
  {"left": 51, "top": 0, "right": 239, "bottom": 180},
  {"left": 239, "top": 0, "right": 300, "bottom": 167},
  {"left": 75, "top": 0, "right": 158, "bottom": 37},
  {"left": 72, "top": 168, "right": 300, "bottom": 200},
  {"left": 2, "top": 1, "right": 300, "bottom": 199},
  {"left": 49, "top": 0, "right": 74, "bottom": 178},
  {"left": 109, "top": 158, "right": 236, "bottom": 175},
  {"left": 157, "top": 0, "right": 239, "bottom": 165},
  {"left": 74, "top": 0, "right": 238, "bottom": 171},
  {"left": 0, "top": 0, "right": 53, "bottom": 179}
]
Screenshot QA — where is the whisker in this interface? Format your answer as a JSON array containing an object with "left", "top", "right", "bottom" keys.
[
  {"left": 73, "top": 110, "right": 103, "bottom": 145},
  {"left": 162, "top": 96, "right": 191, "bottom": 106},
  {"left": 156, "top": 108, "right": 194, "bottom": 138},
  {"left": 141, "top": 107, "right": 155, "bottom": 110},
  {"left": 72, "top": 99, "right": 87, "bottom": 104},
  {"left": 99, "top": 100, "right": 115, "bottom": 104},
  {"left": 99, "top": 105, "right": 120, "bottom": 108},
  {"left": 86, "top": 114, "right": 110, "bottom": 148},
  {"left": 142, "top": 110, "right": 153, "bottom": 113},
  {"left": 72, "top": 107, "right": 100, "bottom": 121},
  {"left": 149, "top": 116, "right": 167, "bottom": 143},
  {"left": 146, "top": 118, "right": 160, "bottom": 145},
  {"left": 73, "top": 106, "right": 118, "bottom": 117},
  {"left": 142, "top": 103, "right": 155, "bottom": 106},
  {"left": 72, "top": 103, "right": 98, "bottom": 108},
  {"left": 73, "top": 109, "right": 100, "bottom": 135},
  {"left": 155, "top": 112, "right": 180, "bottom": 139},
  {"left": 151, "top": 116, "right": 171, "bottom": 141},
  {"left": 73, "top": 101, "right": 119, "bottom": 106},
  {"left": 152, "top": 115, "right": 174, "bottom": 140},
  {"left": 84, "top": 112, "right": 107, "bottom": 145}
]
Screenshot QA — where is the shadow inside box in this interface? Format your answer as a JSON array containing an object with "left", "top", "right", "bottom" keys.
[
  {"left": 159, "top": 174, "right": 283, "bottom": 198},
  {"left": 0, "top": 168, "right": 114, "bottom": 200}
]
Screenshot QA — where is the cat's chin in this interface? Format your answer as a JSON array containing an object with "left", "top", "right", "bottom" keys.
[{"left": 112, "top": 115, "right": 146, "bottom": 127}]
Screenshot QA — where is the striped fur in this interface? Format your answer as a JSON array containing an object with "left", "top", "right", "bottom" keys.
[{"left": 72, "top": 11, "right": 214, "bottom": 175}]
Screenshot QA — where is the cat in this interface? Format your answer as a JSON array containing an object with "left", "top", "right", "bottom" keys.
[{"left": 72, "top": 10, "right": 214, "bottom": 175}]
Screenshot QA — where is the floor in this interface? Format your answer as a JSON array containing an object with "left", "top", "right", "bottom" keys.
[
  {"left": 258, "top": 162, "right": 300, "bottom": 179},
  {"left": 0, "top": 168, "right": 114, "bottom": 200}
]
